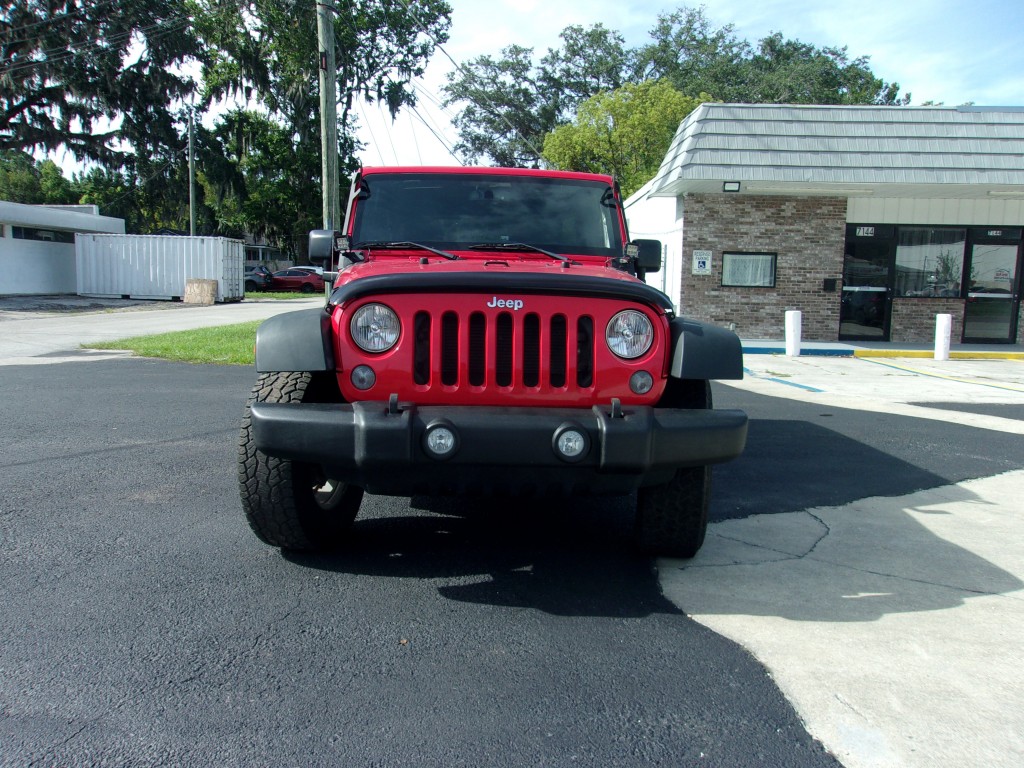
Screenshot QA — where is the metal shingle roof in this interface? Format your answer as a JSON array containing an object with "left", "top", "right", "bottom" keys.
[{"left": 647, "top": 104, "right": 1024, "bottom": 197}]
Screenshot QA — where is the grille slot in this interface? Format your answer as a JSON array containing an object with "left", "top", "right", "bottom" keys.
[
  {"left": 441, "top": 311, "right": 459, "bottom": 385},
  {"left": 495, "top": 313, "right": 513, "bottom": 386},
  {"left": 413, "top": 311, "right": 431, "bottom": 385},
  {"left": 410, "top": 308, "right": 596, "bottom": 392},
  {"left": 523, "top": 313, "right": 540, "bottom": 387},
  {"left": 550, "top": 315, "right": 567, "bottom": 387},
  {"left": 469, "top": 312, "right": 486, "bottom": 386},
  {"left": 577, "top": 316, "right": 594, "bottom": 388}
]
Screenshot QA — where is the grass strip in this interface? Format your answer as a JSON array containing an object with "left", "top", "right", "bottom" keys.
[
  {"left": 247, "top": 292, "right": 316, "bottom": 300},
  {"left": 88, "top": 321, "right": 260, "bottom": 365}
]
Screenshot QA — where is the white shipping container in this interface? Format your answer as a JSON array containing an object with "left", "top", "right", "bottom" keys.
[{"left": 75, "top": 234, "right": 245, "bottom": 302}]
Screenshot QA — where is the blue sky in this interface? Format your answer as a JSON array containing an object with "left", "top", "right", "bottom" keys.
[{"left": 355, "top": 0, "right": 1024, "bottom": 165}]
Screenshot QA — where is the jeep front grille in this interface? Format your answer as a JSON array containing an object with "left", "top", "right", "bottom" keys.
[{"left": 413, "top": 310, "right": 594, "bottom": 391}]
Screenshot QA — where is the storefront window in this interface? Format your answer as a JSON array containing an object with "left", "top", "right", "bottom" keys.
[
  {"left": 722, "top": 252, "right": 776, "bottom": 287},
  {"left": 894, "top": 227, "right": 966, "bottom": 297}
]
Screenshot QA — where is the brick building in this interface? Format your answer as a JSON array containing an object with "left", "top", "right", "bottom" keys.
[{"left": 625, "top": 104, "right": 1024, "bottom": 344}]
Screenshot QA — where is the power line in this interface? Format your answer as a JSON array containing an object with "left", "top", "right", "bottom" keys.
[
  {"left": 406, "top": 107, "right": 422, "bottom": 164},
  {"left": 375, "top": 99, "right": 400, "bottom": 164},
  {"left": 0, "top": 14, "right": 191, "bottom": 78},
  {"left": 355, "top": 98, "right": 386, "bottom": 165},
  {"left": 391, "top": 0, "right": 546, "bottom": 163},
  {"left": 1, "top": 0, "right": 125, "bottom": 47}
]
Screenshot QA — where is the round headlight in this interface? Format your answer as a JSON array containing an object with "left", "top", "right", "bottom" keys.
[
  {"left": 606, "top": 310, "right": 654, "bottom": 359},
  {"left": 351, "top": 303, "right": 400, "bottom": 352}
]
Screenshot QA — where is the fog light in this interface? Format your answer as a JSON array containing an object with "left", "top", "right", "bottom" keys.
[
  {"left": 553, "top": 423, "right": 589, "bottom": 463},
  {"left": 423, "top": 423, "right": 458, "bottom": 459},
  {"left": 629, "top": 370, "right": 654, "bottom": 395},
  {"left": 351, "top": 365, "right": 376, "bottom": 390}
]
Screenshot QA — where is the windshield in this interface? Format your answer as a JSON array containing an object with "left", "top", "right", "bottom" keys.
[{"left": 350, "top": 173, "right": 623, "bottom": 257}]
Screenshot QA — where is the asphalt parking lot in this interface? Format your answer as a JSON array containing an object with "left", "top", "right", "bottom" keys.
[{"left": 1, "top": 296, "right": 1023, "bottom": 766}]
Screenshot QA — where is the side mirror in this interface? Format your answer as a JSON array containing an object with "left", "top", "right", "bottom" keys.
[
  {"left": 308, "top": 229, "right": 340, "bottom": 267},
  {"left": 631, "top": 239, "right": 662, "bottom": 273}
]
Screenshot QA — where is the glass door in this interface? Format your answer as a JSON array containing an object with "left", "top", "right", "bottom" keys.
[
  {"left": 963, "top": 234, "right": 1021, "bottom": 342},
  {"left": 840, "top": 230, "right": 894, "bottom": 340}
]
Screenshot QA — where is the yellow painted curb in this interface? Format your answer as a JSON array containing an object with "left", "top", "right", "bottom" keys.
[{"left": 853, "top": 350, "right": 1024, "bottom": 361}]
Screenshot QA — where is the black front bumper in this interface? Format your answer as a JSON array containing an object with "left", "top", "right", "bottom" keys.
[{"left": 249, "top": 400, "right": 748, "bottom": 496}]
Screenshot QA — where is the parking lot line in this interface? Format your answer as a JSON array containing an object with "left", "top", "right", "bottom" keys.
[{"left": 859, "top": 358, "right": 1024, "bottom": 393}]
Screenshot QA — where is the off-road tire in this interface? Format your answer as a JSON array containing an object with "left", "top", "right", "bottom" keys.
[
  {"left": 634, "top": 379, "right": 712, "bottom": 558},
  {"left": 238, "top": 371, "right": 363, "bottom": 551}
]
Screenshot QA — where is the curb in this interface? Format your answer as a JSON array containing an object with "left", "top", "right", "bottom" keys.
[
  {"left": 742, "top": 346, "right": 853, "bottom": 357},
  {"left": 742, "top": 345, "right": 1024, "bottom": 361},
  {"left": 852, "top": 350, "right": 1024, "bottom": 361}
]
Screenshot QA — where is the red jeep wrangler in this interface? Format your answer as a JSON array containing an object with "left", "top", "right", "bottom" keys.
[{"left": 239, "top": 167, "right": 747, "bottom": 557}]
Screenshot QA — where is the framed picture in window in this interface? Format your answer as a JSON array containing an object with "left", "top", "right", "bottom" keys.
[{"left": 722, "top": 252, "right": 776, "bottom": 287}]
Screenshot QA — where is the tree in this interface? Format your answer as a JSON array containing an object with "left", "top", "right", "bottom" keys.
[
  {"left": 2, "top": 1, "right": 451, "bottom": 241},
  {"left": 446, "top": 6, "right": 912, "bottom": 168},
  {"left": 196, "top": 0, "right": 451, "bottom": 170},
  {"left": 638, "top": 7, "right": 909, "bottom": 105},
  {"left": 199, "top": 109, "right": 320, "bottom": 253},
  {"left": 636, "top": 7, "right": 750, "bottom": 101},
  {"left": 38, "top": 158, "right": 74, "bottom": 203},
  {"left": 0, "top": 0, "right": 201, "bottom": 165},
  {"left": 442, "top": 23, "right": 633, "bottom": 167},
  {"left": 0, "top": 150, "right": 44, "bottom": 202},
  {"left": 72, "top": 166, "right": 144, "bottom": 231},
  {"left": 0, "top": 150, "right": 75, "bottom": 203},
  {"left": 543, "top": 82, "right": 707, "bottom": 197},
  {"left": 192, "top": 0, "right": 451, "bottom": 251}
]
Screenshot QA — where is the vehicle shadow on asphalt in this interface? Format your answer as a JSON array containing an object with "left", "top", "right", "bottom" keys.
[
  {"left": 285, "top": 494, "right": 683, "bottom": 619},
  {"left": 288, "top": 397, "right": 1024, "bottom": 622},
  {"left": 665, "top": 471, "right": 1024, "bottom": 623},
  {"left": 711, "top": 386, "right": 1024, "bottom": 522}
]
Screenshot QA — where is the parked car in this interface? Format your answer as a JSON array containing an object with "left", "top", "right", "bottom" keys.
[
  {"left": 244, "top": 265, "right": 274, "bottom": 292},
  {"left": 291, "top": 265, "right": 324, "bottom": 275},
  {"left": 271, "top": 268, "right": 326, "bottom": 293}
]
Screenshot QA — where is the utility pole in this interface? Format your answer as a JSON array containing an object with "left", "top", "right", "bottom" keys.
[
  {"left": 188, "top": 107, "right": 196, "bottom": 236},
  {"left": 317, "top": 2, "right": 340, "bottom": 231}
]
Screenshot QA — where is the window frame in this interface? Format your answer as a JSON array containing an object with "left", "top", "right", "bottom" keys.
[{"left": 721, "top": 251, "right": 777, "bottom": 288}]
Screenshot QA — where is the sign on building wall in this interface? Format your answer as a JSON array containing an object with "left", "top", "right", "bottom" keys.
[{"left": 691, "top": 250, "right": 713, "bottom": 275}]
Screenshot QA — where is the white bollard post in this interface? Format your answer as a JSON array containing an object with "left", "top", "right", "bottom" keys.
[
  {"left": 785, "top": 310, "right": 802, "bottom": 357},
  {"left": 934, "top": 313, "right": 952, "bottom": 361}
]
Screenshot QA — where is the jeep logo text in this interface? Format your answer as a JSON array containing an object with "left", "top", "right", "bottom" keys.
[{"left": 486, "top": 296, "right": 524, "bottom": 311}]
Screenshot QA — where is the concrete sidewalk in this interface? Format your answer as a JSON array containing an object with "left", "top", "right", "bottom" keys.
[
  {"left": 661, "top": 356, "right": 1024, "bottom": 767},
  {"left": 661, "top": 470, "right": 1024, "bottom": 768},
  {"left": 735, "top": 354, "right": 1024, "bottom": 434},
  {"left": 0, "top": 295, "right": 324, "bottom": 365}
]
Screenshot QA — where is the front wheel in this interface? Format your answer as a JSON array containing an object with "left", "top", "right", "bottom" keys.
[
  {"left": 635, "top": 466, "right": 710, "bottom": 557},
  {"left": 634, "top": 379, "right": 712, "bottom": 557},
  {"left": 238, "top": 371, "right": 363, "bottom": 551}
]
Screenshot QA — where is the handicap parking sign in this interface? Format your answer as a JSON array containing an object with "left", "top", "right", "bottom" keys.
[{"left": 692, "top": 250, "right": 712, "bottom": 275}]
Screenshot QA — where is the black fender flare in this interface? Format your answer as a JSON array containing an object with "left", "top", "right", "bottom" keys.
[
  {"left": 668, "top": 318, "right": 744, "bottom": 381},
  {"left": 255, "top": 308, "right": 334, "bottom": 372}
]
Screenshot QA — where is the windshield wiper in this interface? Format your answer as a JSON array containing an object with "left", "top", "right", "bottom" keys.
[
  {"left": 467, "top": 242, "right": 572, "bottom": 263},
  {"left": 353, "top": 241, "right": 459, "bottom": 260}
]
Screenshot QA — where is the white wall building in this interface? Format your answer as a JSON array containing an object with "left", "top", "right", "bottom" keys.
[{"left": 0, "top": 201, "right": 125, "bottom": 295}]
